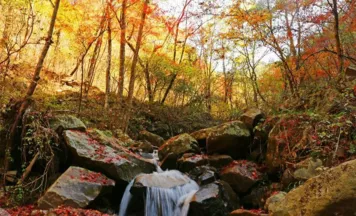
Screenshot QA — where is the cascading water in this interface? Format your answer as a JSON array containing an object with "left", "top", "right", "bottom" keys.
[{"left": 119, "top": 170, "right": 199, "bottom": 216}]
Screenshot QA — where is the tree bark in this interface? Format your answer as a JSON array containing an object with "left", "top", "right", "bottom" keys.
[
  {"left": 331, "top": 0, "right": 343, "bottom": 74},
  {"left": 127, "top": 0, "right": 149, "bottom": 104},
  {"left": 118, "top": 0, "right": 127, "bottom": 101},
  {"left": 3, "top": 0, "right": 61, "bottom": 185},
  {"left": 105, "top": 3, "right": 112, "bottom": 109}
]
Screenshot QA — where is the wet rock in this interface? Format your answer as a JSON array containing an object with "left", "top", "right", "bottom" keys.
[
  {"left": 158, "top": 133, "right": 200, "bottom": 163},
  {"left": 49, "top": 115, "right": 86, "bottom": 132},
  {"left": 230, "top": 209, "right": 267, "bottom": 216},
  {"left": 189, "top": 166, "right": 217, "bottom": 185},
  {"left": 37, "top": 166, "right": 115, "bottom": 209},
  {"left": 177, "top": 154, "right": 233, "bottom": 173},
  {"left": 206, "top": 121, "right": 251, "bottom": 159},
  {"left": 220, "top": 161, "right": 262, "bottom": 194},
  {"left": 138, "top": 130, "right": 165, "bottom": 147},
  {"left": 269, "top": 159, "right": 356, "bottom": 216},
  {"left": 189, "top": 180, "right": 240, "bottom": 216},
  {"left": 160, "top": 152, "right": 178, "bottom": 170},
  {"left": 240, "top": 108, "right": 265, "bottom": 129},
  {"left": 63, "top": 130, "right": 155, "bottom": 182},
  {"left": 131, "top": 170, "right": 192, "bottom": 196}
]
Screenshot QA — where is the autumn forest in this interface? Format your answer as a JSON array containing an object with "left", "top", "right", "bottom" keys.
[{"left": 0, "top": 0, "right": 356, "bottom": 215}]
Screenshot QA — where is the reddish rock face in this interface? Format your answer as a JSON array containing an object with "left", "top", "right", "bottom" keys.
[
  {"left": 37, "top": 166, "right": 115, "bottom": 209},
  {"left": 220, "top": 161, "right": 262, "bottom": 194}
]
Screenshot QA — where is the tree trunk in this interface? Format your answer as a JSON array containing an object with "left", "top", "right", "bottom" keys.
[
  {"left": 3, "top": 0, "right": 61, "bottom": 185},
  {"left": 331, "top": 0, "right": 343, "bottom": 74},
  {"left": 105, "top": 5, "right": 112, "bottom": 110},
  {"left": 118, "top": 0, "right": 127, "bottom": 101},
  {"left": 127, "top": 0, "right": 149, "bottom": 104},
  {"left": 85, "top": 36, "right": 103, "bottom": 94},
  {"left": 144, "top": 61, "right": 153, "bottom": 102}
]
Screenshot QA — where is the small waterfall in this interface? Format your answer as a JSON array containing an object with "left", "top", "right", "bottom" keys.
[
  {"left": 174, "top": 189, "right": 198, "bottom": 216},
  {"left": 119, "top": 170, "right": 199, "bottom": 216},
  {"left": 118, "top": 179, "right": 134, "bottom": 216}
]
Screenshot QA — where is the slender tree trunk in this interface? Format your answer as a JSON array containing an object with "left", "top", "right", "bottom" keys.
[
  {"left": 118, "top": 0, "right": 127, "bottom": 101},
  {"left": 3, "top": 0, "right": 61, "bottom": 185},
  {"left": 331, "top": 0, "right": 343, "bottom": 74},
  {"left": 105, "top": 6, "right": 112, "bottom": 109},
  {"left": 144, "top": 62, "right": 153, "bottom": 102},
  {"left": 85, "top": 36, "right": 103, "bottom": 94},
  {"left": 127, "top": 0, "right": 149, "bottom": 103},
  {"left": 161, "top": 73, "right": 177, "bottom": 104}
]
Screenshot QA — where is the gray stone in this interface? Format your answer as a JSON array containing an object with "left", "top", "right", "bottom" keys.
[{"left": 37, "top": 166, "right": 115, "bottom": 209}]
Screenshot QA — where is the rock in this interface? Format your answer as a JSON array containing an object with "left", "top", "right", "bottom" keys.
[
  {"left": 138, "top": 130, "right": 165, "bottom": 147},
  {"left": 220, "top": 161, "right": 262, "bottom": 194},
  {"left": 206, "top": 121, "right": 251, "bottom": 159},
  {"left": 281, "top": 169, "right": 295, "bottom": 188},
  {"left": 63, "top": 130, "right": 155, "bottom": 182},
  {"left": 269, "top": 159, "right": 356, "bottom": 215},
  {"left": 189, "top": 166, "right": 217, "bottom": 185},
  {"left": 130, "top": 140, "right": 154, "bottom": 153},
  {"left": 208, "top": 155, "right": 234, "bottom": 168},
  {"left": 293, "top": 158, "right": 324, "bottom": 181},
  {"left": 160, "top": 152, "right": 178, "bottom": 170},
  {"left": 242, "top": 186, "right": 269, "bottom": 209},
  {"left": 230, "top": 209, "right": 267, "bottom": 216},
  {"left": 158, "top": 133, "right": 200, "bottom": 162},
  {"left": 264, "top": 192, "right": 287, "bottom": 213},
  {"left": 49, "top": 115, "right": 86, "bottom": 132},
  {"left": 189, "top": 180, "right": 240, "bottom": 216},
  {"left": 190, "top": 127, "right": 216, "bottom": 148},
  {"left": 240, "top": 108, "right": 265, "bottom": 129},
  {"left": 177, "top": 154, "right": 209, "bottom": 172},
  {"left": 178, "top": 154, "right": 233, "bottom": 173},
  {"left": 130, "top": 170, "right": 192, "bottom": 196},
  {"left": 37, "top": 166, "right": 115, "bottom": 209},
  {"left": 88, "top": 129, "right": 133, "bottom": 149}
]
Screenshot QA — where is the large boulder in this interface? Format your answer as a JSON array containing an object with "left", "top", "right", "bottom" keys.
[
  {"left": 138, "top": 130, "right": 165, "bottom": 147},
  {"left": 220, "top": 161, "right": 262, "bottom": 194},
  {"left": 240, "top": 108, "right": 265, "bottom": 129},
  {"left": 268, "top": 159, "right": 356, "bottom": 215},
  {"left": 158, "top": 133, "right": 200, "bottom": 162},
  {"left": 49, "top": 115, "right": 86, "bottom": 132},
  {"left": 37, "top": 166, "right": 115, "bottom": 209},
  {"left": 189, "top": 180, "right": 240, "bottom": 216},
  {"left": 63, "top": 130, "right": 155, "bottom": 182},
  {"left": 206, "top": 121, "right": 251, "bottom": 159}
]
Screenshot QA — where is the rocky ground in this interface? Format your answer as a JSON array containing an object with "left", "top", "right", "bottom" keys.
[{"left": 1, "top": 105, "right": 356, "bottom": 215}]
